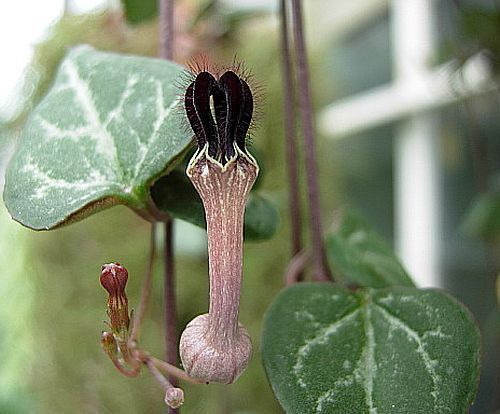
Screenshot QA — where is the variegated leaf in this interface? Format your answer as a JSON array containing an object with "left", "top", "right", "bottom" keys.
[
  {"left": 262, "top": 283, "right": 480, "bottom": 414},
  {"left": 4, "top": 46, "right": 191, "bottom": 230}
]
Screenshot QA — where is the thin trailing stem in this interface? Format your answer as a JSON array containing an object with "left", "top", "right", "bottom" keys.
[
  {"left": 280, "top": 0, "right": 303, "bottom": 264},
  {"left": 109, "top": 357, "right": 140, "bottom": 377},
  {"left": 130, "top": 224, "right": 157, "bottom": 342},
  {"left": 284, "top": 250, "right": 311, "bottom": 286},
  {"left": 290, "top": 0, "right": 331, "bottom": 282},
  {"left": 146, "top": 358, "right": 174, "bottom": 391},
  {"left": 150, "top": 356, "right": 206, "bottom": 385},
  {"left": 159, "top": 1, "right": 178, "bottom": 412},
  {"left": 163, "top": 219, "right": 179, "bottom": 390},
  {"left": 159, "top": 0, "right": 174, "bottom": 60},
  {"left": 145, "top": 358, "right": 184, "bottom": 409}
]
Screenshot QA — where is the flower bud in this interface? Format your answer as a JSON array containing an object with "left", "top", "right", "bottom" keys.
[
  {"left": 100, "top": 263, "right": 130, "bottom": 338},
  {"left": 165, "top": 387, "right": 184, "bottom": 409}
]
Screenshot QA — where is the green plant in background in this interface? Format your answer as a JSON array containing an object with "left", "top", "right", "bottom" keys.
[{"left": 1, "top": 0, "right": 486, "bottom": 413}]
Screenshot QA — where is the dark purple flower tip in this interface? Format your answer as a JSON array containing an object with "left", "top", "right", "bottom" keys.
[{"left": 184, "top": 69, "right": 253, "bottom": 164}]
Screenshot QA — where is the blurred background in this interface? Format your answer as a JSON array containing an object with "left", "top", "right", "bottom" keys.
[{"left": 0, "top": 0, "right": 499, "bottom": 413}]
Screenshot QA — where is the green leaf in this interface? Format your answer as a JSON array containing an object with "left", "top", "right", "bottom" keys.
[
  {"left": 326, "top": 212, "right": 414, "bottom": 288},
  {"left": 460, "top": 190, "right": 500, "bottom": 242},
  {"left": 150, "top": 170, "right": 279, "bottom": 241},
  {"left": 122, "top": 0, "right": 158, "bottom": 24},
  {"left": 243, "top": 190, "right": 280, "bottom": 240},
  {"left": 4, "top": 46, "right": 191, "bottom": 230},
  {"left": 262, "top": 283, "right": 480, "bottom": 414}
]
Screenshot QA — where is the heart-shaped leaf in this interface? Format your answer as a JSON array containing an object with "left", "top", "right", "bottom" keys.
[
  {"left": 4, "top": 46, "right": 191, "bottom": 230},
  {"left": 262, "top": 283, "right": 480, "bottom": 414},
  {"left": 326, "top": 212, "right": 414, "bottom": 288},
  {"left": 150, "top": 170, "right": 279, "bottom": 241}
]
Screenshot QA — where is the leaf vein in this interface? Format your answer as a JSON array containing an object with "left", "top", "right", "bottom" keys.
[
  {"left": 359, "top": 304, "right": 377, "bottom": 414},
  {"left": 295, "top": 307, "right": 361, "bottom": 389},
  {"left": 63, "top": 59, "right": 124, "bottom": 181},
  {"left": 132, "top": 80, "right": 179, "bottom": 184},
  {"left": 374, "top": 303, "right": 440, "bottom": 405}
]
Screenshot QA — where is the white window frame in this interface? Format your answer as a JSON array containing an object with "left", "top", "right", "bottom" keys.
[{"left": 318, "top": 0, "right": 496, "bottom": 287}]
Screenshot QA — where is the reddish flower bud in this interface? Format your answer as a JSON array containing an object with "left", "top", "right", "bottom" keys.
[
  {"left": 100, "top": 263, "right": 130, "bottom": 338},
  {"left": 100, "top": 262, "right": 128, "bottom": 296}
]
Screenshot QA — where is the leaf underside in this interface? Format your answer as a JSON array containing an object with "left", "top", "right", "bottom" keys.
[
  {"left": 326, "top": 212, "right": 415, "bottom": 288},
  {"left": 262, "top": 283, "right": 480, "bottom": 414},
  {"left": 151, "top": 169, "right": 279, "bottom": 241},
  {"left": 4, "top": 46, "right": 192, "bottom": 230}
]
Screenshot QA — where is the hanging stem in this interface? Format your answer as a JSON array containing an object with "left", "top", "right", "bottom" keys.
[
  {"left": 149, "top": 356, "right": 206, "bottom": 385},
  {"left": 159, "top": 1, "right": 178, "bottom": 412},
  {"left": 159, "top": 0, "right": 174, "bottom": 60},
  {"left": 146, "top": 358, "right": 175, "bottom": 391},
  {"left": 145, "top": 358, "right": 184, "bottom": 409},
  {"left": 163, "top": 219, "right": 179, "bottom": 390},
  {"left": 290, "top": 0, "right": 331, "bottom": 282},
  {"left": 130, "top": 224, "right": 157, "bottom": 342},
  {"left": 280, "top": 0, "right": 303, "bottom": 265},
  {"left": 284, "top": 250, "right": 310, "bottom": 286}
]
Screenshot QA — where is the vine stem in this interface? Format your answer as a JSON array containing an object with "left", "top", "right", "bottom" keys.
[
  {"left": 290, "top": 0, "right": 331, "bottom": 282},
  {"left": 130, "top": 224, "right": 156, "bottom": 342},
  {"left": 146, "top": 358, "right": 175, "bottom": 391},
  {"left": 159, "top": 1, "right": 178, "bottom": 412},
  {"left": 159, "top": 0, "right": 174, "bottom": 60},
  {"left": 279, "top": 0, "right": 303, "bottom": 264},
  {"left": 163, "top": 218, "right": 179, "bottom": 411},
  {"left": 284, "top": 250, "right": 310, "bottom": 286},
  {"left": 149, "top": 356, "right": 206, "bottom": 385}
]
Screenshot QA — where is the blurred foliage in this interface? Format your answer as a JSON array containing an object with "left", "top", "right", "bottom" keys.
[
  {"left": 0, "top": 205, "right": 33, "bottom": 413},
  {"left": 481, "top": 301, "right": 500, "bottom": 413},
  {"left": 461, "top": 186, "right": 500, "bottom": 243},
  {"left": 326, "top": 211, "right": 414, "bottom": 288},
  {"left": 122, "top": 0, "right": 158, "bottom": 24},
  {"left": 460, "top": 6, "right": 500, "bottom": 73},
  {"left": 441, "top": 1, "right": 500, "bottom": 75}
]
